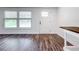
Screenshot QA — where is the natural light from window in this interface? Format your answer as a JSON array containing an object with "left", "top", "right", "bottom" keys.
[{"left": 4, "top": 11, "right": 32, "bottom": 28}]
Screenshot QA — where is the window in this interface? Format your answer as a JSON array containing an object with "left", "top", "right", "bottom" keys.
[
  {"left": 19, "top": 20, "right": 31, "bottom": 28},
  {"left": 19, "top": 12, "right": 31, "bottom": 18},
  {"left": 4, "top": 11, "right": 32, "bottom": 28},
  {"left": 5, "top": 19, "right": 17, "bottom": 28},
  {"left": 41, "top": 11, "right": 48, "bottom": 17},
  {"left": 4, "top": 11, "right": 17, "bottom": 28},
  {"left": 19, "top": 11, "right": 32, "bottom": 28},
  {"left": 5, "top": 11, "right": 17, "bottom": 18}
]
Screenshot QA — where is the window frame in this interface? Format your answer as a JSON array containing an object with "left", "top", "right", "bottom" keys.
[
  {"left": 18, "top": 11, "right": 32, "bottom": 28},
  {"left": 4, "top": 11, "right": 17, "bottom": 29},
  {"left": 4, "top": 11, "right": 32, "bottom": 29}
]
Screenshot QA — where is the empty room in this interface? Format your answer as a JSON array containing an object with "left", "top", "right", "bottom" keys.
[{"left": 0, "top": 7, "right": 79, "bottom": 51}]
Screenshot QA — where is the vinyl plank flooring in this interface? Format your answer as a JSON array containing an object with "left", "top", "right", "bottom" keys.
[
  {"left": 0, "top": 34, "right": 64, "bottom": 51},
  {"left": 32, "top": 34, "right": 64, "bottom": 51}
]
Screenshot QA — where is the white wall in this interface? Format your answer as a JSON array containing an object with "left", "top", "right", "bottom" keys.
[
  {"left": 0, "top": 7, "right": 57, "bottom": 34},
  {"left": 57, "top": 7, "right": 79, "bottom": 38}
]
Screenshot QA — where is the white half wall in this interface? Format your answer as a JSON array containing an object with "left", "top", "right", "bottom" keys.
[{"left": 57, "top": 7, "right": 79, "bottom": 38}]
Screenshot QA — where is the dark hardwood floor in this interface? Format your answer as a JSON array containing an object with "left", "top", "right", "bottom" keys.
[{"left": 0, "top": 34, "right": 64, "bottom": 51}]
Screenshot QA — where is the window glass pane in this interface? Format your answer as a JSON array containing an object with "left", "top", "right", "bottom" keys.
[
  {"left": 19, "top": 11, "right": 31, "bottom": 18},
  {"left": 41, "top": 11, "right": 48, "bottom": 17},
  {"left": 19, "top": 19, "right": 31, "bottom": 28},
  {"left": 5, "top": 19, "right": 17, "bottom": 28},
  {"left": 5, "top": 11, "right": 17, "bottom": 18}
]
